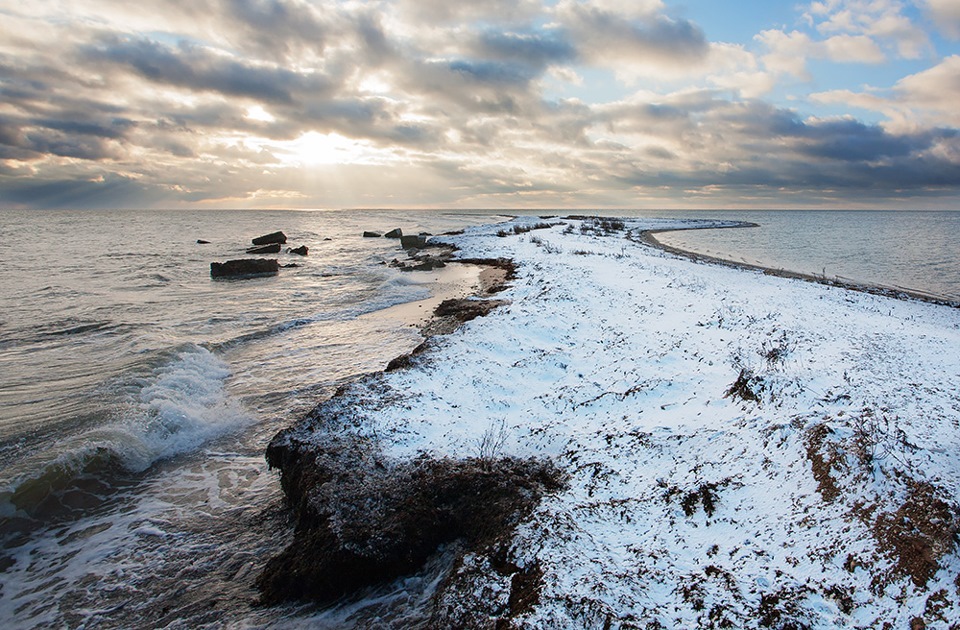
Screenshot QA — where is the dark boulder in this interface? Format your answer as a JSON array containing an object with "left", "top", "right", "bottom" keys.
[
  {"left": 363, "top": 231, "right": 382, "bottom": 238},
  {"left": 252, "top": 231, "right": 287, "bottom": 245},
  {"left": 196, "top": 239, "right": 211, "bottom": 244},
  {"left": 210, "top": 258, "right": 279, "bottom": 278},
  {"left": 384, "top": 228, "right": 403, "bottom": 238},
  {"left": 247, "top": 243, "right": 282, "bottom": 254},
  {"left": 400, "top": 234, "right": 427, "bottom": 249},
  {"left": 288, "top": 245, "right": 308, "bottom": 256}
]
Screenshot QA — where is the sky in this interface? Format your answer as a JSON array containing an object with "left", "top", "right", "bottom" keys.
[{"left": 1, "top": 0, "right": 960, "bottom": 210}]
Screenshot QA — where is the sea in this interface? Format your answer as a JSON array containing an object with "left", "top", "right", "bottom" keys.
[{"left": 0, "top": 208, "right": 958, "bottom": 628}]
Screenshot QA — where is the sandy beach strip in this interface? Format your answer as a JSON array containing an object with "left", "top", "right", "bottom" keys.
[{"left": 265, "top": 215, "right": 960, "bottom": 628}]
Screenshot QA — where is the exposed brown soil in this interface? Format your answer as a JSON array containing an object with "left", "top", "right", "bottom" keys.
[
  {"left": 804, "top": 423, "right": 841, "bottom": 502},
  {"left": 874, "top": 479, "right": 960, "bottom": 587}
]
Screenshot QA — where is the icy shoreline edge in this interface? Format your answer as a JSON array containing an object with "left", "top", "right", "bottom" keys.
[{"left": 259, "top": 216, "right": 960, "bottom": 628}]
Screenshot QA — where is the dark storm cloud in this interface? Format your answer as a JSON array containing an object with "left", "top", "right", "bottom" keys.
[
  {"left": 35, "top": 117, "right": 136, "bottom": 140},
  {"left": 0, "top": 113, "right": 129, "bottom": 161},
  {"left": 81, "top": 36, "right": 336, "bottom": 104},
  {"left": 0, "top": 173, "right": 169, "bottom": 208},
  {"left": 796, "top": 118, "right": 945, "bottom": 162}
]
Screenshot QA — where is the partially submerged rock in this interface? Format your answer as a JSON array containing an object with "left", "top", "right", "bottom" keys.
[
  {"left": 392, "top": 255, "right": 447, "bottom": 272},
  {"left": 400, "top": 234, "right": 427, "bottom": 249},
  {"left": 196, "top": 239, "right": 210, "bottom": 244},
  {"left": 384, "top": 228, "right": 403, "bottom": 238},
  {"left": 252, "top": 231, "right": 287, "bottom": 245},
  {"left": 363, "top": 231, "right": 382, "bottom": 238},
  {"left": 288, "top": 245, "right": 308, "bottom": 256},
  {"left": 246, "top": 243, "right": 281, "bottom": 254},
  {"left": 210, "top": 258, "right": 279, "bottom": 278}
]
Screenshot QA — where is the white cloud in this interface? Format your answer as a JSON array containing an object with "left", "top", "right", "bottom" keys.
[
  {"left": 812, "top": 56, "right": 960, "bottom": 129},
  {"left": 923, "top": 0, "right": 960, "bottom": 39},
  {"left": 822, "top": 33, "right": 885, "bottom": 62},
  {"left": 757, "top": 29, "right": 814, "bottom": 79},
  {"left": 801, "top": 0, "right": 931, "bottom": 59},
  {"left": 894, "top": 54, "right": 960, "bottom": 121}
]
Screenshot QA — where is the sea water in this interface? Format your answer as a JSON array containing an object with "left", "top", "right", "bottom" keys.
[
  {"left": 0, "top": 208, "right": 505, "bottom": 628},
  {"left": 2, "top": 208, "right": 958, "bottom": 628},
  {"left": 646, "top": 210, "right": 960, "bottom": 302}
]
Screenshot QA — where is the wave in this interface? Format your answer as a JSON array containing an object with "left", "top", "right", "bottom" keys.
[
  {"left": 210, "top": 274, "right": 431, "bottom": 352},
  {"left": 0, "top": 345, "right": 250, "bottom": 532},
  {"left": 40, "top": 321, "right": 121, "bottom": 337}
]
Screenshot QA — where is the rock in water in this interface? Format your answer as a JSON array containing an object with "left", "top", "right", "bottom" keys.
[
  {"left": 288, "top": 245, "right": 308, "bottom": 256},
  {"left": 362, "top": 231, "right": 382, "bottom": 238},
  {"left": 246, "top": 243, "right": 282, "bottom": 254},
  {"left": 196, "top": 239, "right": 211, "bottom": 244},
  {"left": 210, "top": 258, "right": 279, "bottom": 278},
  {"left": 384, "top": 228, "right": 403, "bottom": 238},
  {"left": 400, "top": 234, "right": 427, "bottom": 249},
  {"left": 252, "top": 231, "right": 287, "bottom": 245}
]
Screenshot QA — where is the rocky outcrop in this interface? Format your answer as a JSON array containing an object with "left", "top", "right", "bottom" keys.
[
  {"left": 288, "top": 245, "right": 308, "bottom": 256},
  {"left": 384, "top": 228, "right": 402, "bottom": 238},
  {"left": 257, "top": 412, "right": 564, "bottom": 606},
  {"left": 252, "top": 231, "right": 287, "bottom": 245},
  {"left": 210, "top": 258, "right": 279, "bottom": 278},
  {"left": 246, "top": 243, "right": 281, "bottom": 254},
  {"left": 363, "top": 231, "right": 382, "bottom": 238},
  {"left": 255, "top": 254, "right": 557, "bottom": 613}
]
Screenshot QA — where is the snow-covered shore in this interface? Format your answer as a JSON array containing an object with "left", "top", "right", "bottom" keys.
[{"left": 266, "top": 216, "right": 960, "bottom": 628}]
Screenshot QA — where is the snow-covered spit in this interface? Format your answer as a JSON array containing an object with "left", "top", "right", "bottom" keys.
[{"left": 264, "top": 216, "right": 960, "bottom": 628}]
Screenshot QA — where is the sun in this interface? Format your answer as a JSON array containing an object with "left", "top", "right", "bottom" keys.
[{"left": 279, "top": 131, "right": 368, "bottom": 166}]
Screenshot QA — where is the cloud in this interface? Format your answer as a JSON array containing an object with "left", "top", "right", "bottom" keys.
[
  {"left": 554, "top": 0, "right": 709, "bottom": 78},
  {"left": 924, "top": 0, "right": 960, "bottom": 39},
  {"left": 802, "top": 0, "right": 931, "bottom": 58},
  {"left": 0, "top": 0, "right": 958, "bottom": 209},
  {"left": 812, "top": 55, "right": 960, "bottom": 128},
  {"left": 80, "top": 36, "right": 338, "bottom": 105}
]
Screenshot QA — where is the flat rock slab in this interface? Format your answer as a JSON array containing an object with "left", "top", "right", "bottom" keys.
[{"left": 210, "top": 258, "right": 279, "bottom": 278}]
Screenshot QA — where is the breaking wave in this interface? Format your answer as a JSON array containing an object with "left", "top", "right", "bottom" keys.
[{"left": 0, "top": 345, "right": 250, "bottom": 530}]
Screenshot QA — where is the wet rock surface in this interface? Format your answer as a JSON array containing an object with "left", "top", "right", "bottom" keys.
[
  {"left": 252, "top": 231, "right": 287, "bottom": 245},
  {"left": 210, "top": 258, "right": 279, "bottom": 278},
  {"left": 246, "top": 243, "right": 281, "bottom": 254}
]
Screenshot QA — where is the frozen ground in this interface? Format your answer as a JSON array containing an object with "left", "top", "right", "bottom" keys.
[{"left": 281, "top": 216, "right": 960, "bottom": 628}]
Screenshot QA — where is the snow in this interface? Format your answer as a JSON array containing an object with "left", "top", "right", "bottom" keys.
[{"left": 288, "top": 216, "right": 960, "bottom": 627}]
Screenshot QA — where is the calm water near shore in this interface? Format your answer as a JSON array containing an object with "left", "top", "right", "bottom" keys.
[
  {"left": 0, "top": 207, "right": 957, "bottom": 628},
  {"left": 644, "top": 210, "right": 960, "bottom": 302}
]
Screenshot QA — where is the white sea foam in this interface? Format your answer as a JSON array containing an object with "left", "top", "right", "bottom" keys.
[{"left": 114, "top": 345, "right": 250, "bottom": 472}]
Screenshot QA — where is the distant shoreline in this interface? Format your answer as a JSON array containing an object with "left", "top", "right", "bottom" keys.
[{"left": 639, "top": 225, "right": 960, "bottom": 309}]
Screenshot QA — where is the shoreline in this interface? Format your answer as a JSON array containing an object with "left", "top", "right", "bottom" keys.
[
  {"left": 260, "top": 216, "right": 960, "bottom": 627},
  {"left": 639, "top": 226, "right": 960, "bottom": 309}
]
